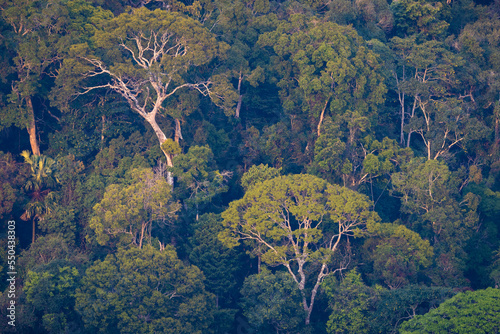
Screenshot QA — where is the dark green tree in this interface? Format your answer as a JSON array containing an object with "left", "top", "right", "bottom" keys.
[
  {"left": 364, "top": 222, "right": 433, "bottom": 289},
  {"left": 171, "top": 146, "right": 231, "bottom": 220},
  {"left": 323, "top": 269, "right": 376, "bottom": 334},
  {"left": 24, "top": 260, "right": 82, "bottom": 333},
  {"left": 189, "top": 213, "right": 243, "bottom": 306},
  {"left": 75, "top": 245, "right": 217, "bottom": 334},
  {"left": 240, "top": 269, "right": 306, "bottom": 333},
  {"left": 20, "top": 150, "right": 59, "bottom": 243},
  {"left": 399, "top": 288, "right": 500, "bottom": 334}
]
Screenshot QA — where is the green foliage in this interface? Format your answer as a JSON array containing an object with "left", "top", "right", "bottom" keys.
[
  {"left": 192, "top": 121, "right": 231, "bottom": 163},
  {"left": 1, "top": 0, "right": 500, "bottom": 332},
  {"left": 324, "top": 269, "right": 375, "bottom": 334},
  {"left": 392, "top": 158, "right": 480, "bottom": 287},
  {"left": 365, "top": 222, "right": 433, "bottom": 288},
  {"left": 391, "top": 0, "right": 449, "bottom": 39},
  {"left": 259, "top": 15, "right": 386, "bottom": 136},
  {"left": 18, "top": 234, "right": 87, "bottom": 282},
  {"left": 240, "top": 164, "right": 281, "bottom": 191},
  {"left": 0, "top": 151, "right": 29, "bottom": 220},
  {"left": 327, "top": 0, "right": 394, "bottom": 40},
  {"left": 24, "top": 260, "right": 82, "bottom": 333},
  {"left": 75, "top": 245, "right": 217, "bottom": 333},
  {"left": 189, "top": 213, "right": 243, "bottom": 302},
  {"left": 399, "top": 288, "right": 500, "bottom": 333},
  {"left": 172, "top": 146, "right": 230, "bottom": 216},
  {"left": 39, "top": 204, "right": 77, "bottom": 246},
  {"left": 161, "top": 139, "right": 182, "bottom": 156},
  {"left": 240, "top": 269, "right": 305, "bottom": 333},
  {"left": 372, "top": 285, "right": 454, "bottom": 333},
  {"left": 220, "top": 173, "right": 379, "bottom": 323},
  {"left": 89, "top": 167, "right": 180, "bottom": 247}
]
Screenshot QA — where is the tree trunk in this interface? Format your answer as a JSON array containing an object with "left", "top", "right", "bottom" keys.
[
  {"left": 400, "top": 95, "right": 405, "bottom": 145},
  {"left": 235, "top": 95, "right": 242, "bottom": 119},
  {"left": 317, "top": 97, "right": 330, "bottom": 137},
  {"left": 174, "top": 118, "right": 183, "bottom": 143},
  {"left": 235, "top": 71, "right": 243, "bottom": 118},
  {"left": 26, "top": 96, "right": 40, "bottom": 156},
  {"left": 144, "top": 113, "right": 174, "bottom": 186},
  {"left": 164, "top": 153, "right": 174, "bottom": 187},
  {"left": 396, "top": 68, "right": 406, "bottom": 146},
  {"left": 139, "top": 222, "right": 146, "bottom": 249},
  {"left": 494, "top": 116, "right": 499, "bottom": 159},
  {"left": 427, "top": 140, "right": 432, "bottom": 161},
  {"left": 100, "top": 115, "right": 106, "bottom": 151},
  {"left": 32, "top": 217, "right": 35, "bottom": 244},
  {"left": 407, "top": 98, "right": 418, "bottom": 148}
]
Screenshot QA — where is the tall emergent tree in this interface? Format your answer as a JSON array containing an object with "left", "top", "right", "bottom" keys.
[
  {"left": 258, "top": 15, "right": 386, "bottom": 137},
  {"left": 56, "top": 7, "right": 236, "bottom": 184},
  {"left": 219, "top": 174, "right": 379, "bottom": 325}
]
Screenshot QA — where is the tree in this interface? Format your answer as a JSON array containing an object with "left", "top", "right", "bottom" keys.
[
  {"left": 258, "top": 15, "right": 386, "bottom": 137},
  {"left": 457, "top": 15, "right": 500, "bottom": 161},
  {"left": 0, "top": 151, "right": 30, "bottom": 221},
  {"left": 89, "top": 167, "right": 180, "bottom": 248},
  {"left": 390, "top": 37, "right": 489, "bottom": 160},
  {"left": 323, "top": 269, "right": 376, "bottom": 334},
  {"left": 210, "top": 0, "right": 273, "bottom": 118},
  {"left": 24, "top": 260, "right": 82, "bottom": 333},
  {"left": 20, "top": 150, "right": 59, "bottom": 243},
  {"left": 399, "top": 288, "right": 500, "bottom": 334},
  {"left": 372, "top": 285, "right": 454, "bottom": 333},
  {"left": 325, "top": 0, "right": 394, "bottom": 41},
  {"left": 240, "top": 269, "right": 306, "bottom": 333},
  {"left": 219, "top": 173, "right": 379, "bottom": 324},
  {"left": 390, "top": 0, "right": 449, "bottom": 39},
  {"left": 0, "top": 0, "right": 106, "bottom": 156},
  {"left": 240, "top": 163, "right": 281, "bottom": 191},
  {"left": 57, "top": 7, "right": 236, "bottom": 184},
  {"left": 75, "top": 245, "right": 217, "bottom": 334},
  {"left": 189, "top": 213, "right": 243, "bottom": 306},
  {"left": 363, "top": 222, "right": 433, "bottom": 289},
  {"left": 391, "top": 158, "right": 480, "bottom": 287},
  {"left": 171, "top": 146, "right": 231, "bottom": 220}
]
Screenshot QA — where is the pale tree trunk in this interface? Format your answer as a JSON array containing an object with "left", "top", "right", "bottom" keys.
[
  {"left": 26, "top": 96, "right": 40, "bottom": 156},
  {"left": 174, "top": 118, "right": 183, "bottom": 143},
  {"left": 317, "top": 97, "right": 330, "bottom": 137},
  {"left": 406, "top": 97, "right": 418, "bottom": 148},
  {"left": 139, "top": 222, "right": 146, "bottom": 249},
  {"left": 100, "top": 115, "right": 106, "bottom": 151},
  {"left": 395, "top": 68, "right": 406, "bottom": 145},
  {"left": 427, "top": 140, "right": 432, "bottom": 161},
  {"left": 145, "top": 113, "right": 174, "bottom": 186},
  {"left": 235, "top": 71, "right": 243, "bottom": 118}
]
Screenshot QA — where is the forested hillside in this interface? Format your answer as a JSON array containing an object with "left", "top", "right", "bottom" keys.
[{"left": 0, "top": 0, "right": 499, "bottom": 332}]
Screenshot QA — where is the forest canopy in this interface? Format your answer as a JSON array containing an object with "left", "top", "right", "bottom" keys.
[{"left": 0, "top": 0, "right": 499, "bottom": 332}]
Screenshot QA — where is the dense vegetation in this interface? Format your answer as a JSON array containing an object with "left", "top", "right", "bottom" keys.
[{"left": 0, "top": 0, "right": 499, "bottom": 332}]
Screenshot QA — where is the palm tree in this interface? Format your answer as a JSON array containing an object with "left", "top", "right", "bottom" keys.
[{"left": 20, "top": 151, "right": 58, "bottom": 243}]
